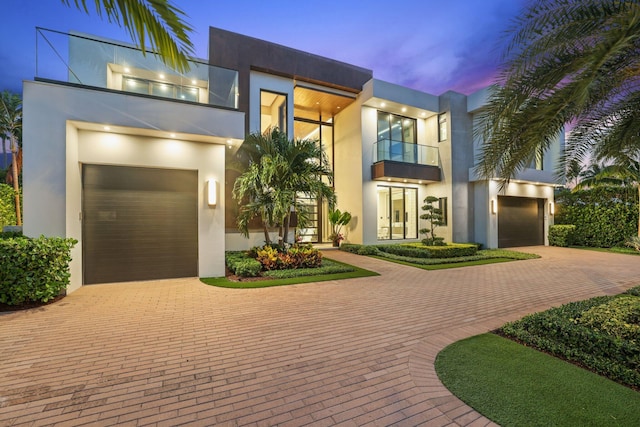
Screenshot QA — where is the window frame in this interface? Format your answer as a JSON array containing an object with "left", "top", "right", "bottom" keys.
[
  {"left": 438, "top": 113, "right": 447, "bottom": 142},
  {"left": 377, "top": 185, "right": 418, "bottom": 240}
]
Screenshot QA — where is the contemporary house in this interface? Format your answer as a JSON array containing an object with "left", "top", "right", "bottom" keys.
[{"left": 23, "top": 27, "right": 562, "bottom": 292}]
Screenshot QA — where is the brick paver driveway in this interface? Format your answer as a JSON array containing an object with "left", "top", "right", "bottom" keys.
[{"left": 1, "top": 246, "right": 639, "bottom": 426}]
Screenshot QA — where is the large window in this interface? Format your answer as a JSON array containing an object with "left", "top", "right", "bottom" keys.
[
  {"left": 377, "top": 186, "right": 418, "bottom": 240},
  {"left": 122, "top": 77, "right": 199, "bottom": 102},
  {"left": 377, "top": 112, "right": 416, "bottom": 163},
  {"left": 261, "top": 90, "right": 287, "bottom": 134},
  {"left": 438, "top": 113, "right": 447, "bottom": 142}
]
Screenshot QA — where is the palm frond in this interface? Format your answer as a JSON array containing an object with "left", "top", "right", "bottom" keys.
[{"left": 61, "top": 0, "right": 194, "bottom": 73}]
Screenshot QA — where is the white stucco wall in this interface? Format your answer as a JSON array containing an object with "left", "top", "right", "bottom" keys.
[
  {"left": 249, "top": 71, "right": 294, "bottom": 134},
  {"left": 333, "top": 98, "right": 364, "bottom": 244},
  {"left": 23, "top": 81, "right": 244, "bottom": 292}
]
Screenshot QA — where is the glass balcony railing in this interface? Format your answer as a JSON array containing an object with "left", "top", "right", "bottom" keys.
[
  {"left": 373, "top": 139, "right": 439, "bottom": 166},
  {"left": 35, "top": 27, "right": 239, "bottom": 109}
]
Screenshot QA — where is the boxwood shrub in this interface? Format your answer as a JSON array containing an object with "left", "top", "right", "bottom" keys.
[
  {"left": 399, "top": 243, "right": 477, "bottom": 258},
  {"left": 548, "top": 224, "right": 576, "bottom": 247},
  {"left": 0, "top": 236, "right": 77, "bottom": 305},
  {"left": 500, "top": 287, "right": 640, "bottom": 389}
]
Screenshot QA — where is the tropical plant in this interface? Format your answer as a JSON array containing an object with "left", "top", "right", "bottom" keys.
[
  {"left": 574, "top": 157, "right": 640, "bottom": 236},
  {"left": 328, "top": 208, "right": 352, "bottom": 246},
  {"left": 476, "top": 0, "right": 640, "bottom": 185},
  {"left": 0, "top": 91, "right": 22, "bottom": 226},
  {"left": 232, "top": 128, "right": 335, "bottom": 246},
  {"left": 626, "top": 236, "right": 640, "bottom": 251},
  {"left": 61, "top": 0, "right": 194, "bottom": 73},
  {"left": 419, "top": 196, "right": 445, "bottom": 245}
]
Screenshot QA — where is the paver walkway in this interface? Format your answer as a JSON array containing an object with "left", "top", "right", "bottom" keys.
[{"left": 1, "top": 246, "right": 639, "bottom": 426}]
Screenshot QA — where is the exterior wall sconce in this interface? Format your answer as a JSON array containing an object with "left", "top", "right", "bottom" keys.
[
  {"left": 207, "top": 180, "right": 217, "bottom": 207},
  {"left": 549, "top": 201, "right": 555, "bottom": 215},
  {"left": 490, "top": 199, "right": 497, "bottom": 215}
]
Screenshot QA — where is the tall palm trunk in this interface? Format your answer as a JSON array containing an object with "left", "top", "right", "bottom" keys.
[
  {"left": 1, "top": 136, "right": 6, "bottom": 169},
  {"left": 10, "top": 136, "right": 20, "bottom": 226}
]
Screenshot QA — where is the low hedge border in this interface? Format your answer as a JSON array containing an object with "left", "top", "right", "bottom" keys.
[
  {"left": 499, "top": 286, "right": 640, "bottom": 389},
  {"left": 341, "top": 243, "right": 538, "bottom": 265},
  {"left": 0, "top": 236, "right": 77, "bottom": 305},
  {"left": 262, "top": 259, "right": 354, "bottom": 278}
]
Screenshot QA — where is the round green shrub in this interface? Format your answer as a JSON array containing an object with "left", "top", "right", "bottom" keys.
[{"left": 234, "top": 259, "right": 262, "bottom": 277}]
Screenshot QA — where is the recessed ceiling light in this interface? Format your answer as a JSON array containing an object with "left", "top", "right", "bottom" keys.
[
  {"left": 226, "top": 139, "right": 232, "bottom": 144},
  {"left": 403, "top": 179, "right": 407, "bottom": 183},
  {"left": 124, "top": 67, "right": 130, "bottom": 73},
  {"left": 170, "top": 133, "right": 176, "bottom": 138},
  {"left": 420, "top": 112, "right": 426, "bottom": 117},
  {"left": 387, "top": 178, "right": 391, "bottom": 182},
  {"left": 418, "top": 180, "right": 423, "bottom": 184},
  {"left": 191, "top": 79, "right": 197, "bottom": 85},
  {"left": 159, "top": 73, "right": 165, "bottom": 79},
  {"left": 401, "top": 107, "right": 407, "bottom": 112},
  {"left": 103, "top": 126, "right": 110, "bottom": 131},
  {"left": 381, "top": 102, "right": 386, "bottom": 107}
]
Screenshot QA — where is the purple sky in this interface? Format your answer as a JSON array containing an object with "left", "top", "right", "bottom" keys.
[{"left": 1, "top": 0, "right": 526, "bottom": 96}]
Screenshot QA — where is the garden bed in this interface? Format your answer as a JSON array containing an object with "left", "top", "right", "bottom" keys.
[
  {"left": 499, "top": 285, "right": 640, "bottom": 390},
  {"left": 340, "top": 243, "right": 539, "bottom": 269}
]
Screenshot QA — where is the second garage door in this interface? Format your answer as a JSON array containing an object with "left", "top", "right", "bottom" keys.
[
  {"left": 83, "top": 165, "right": 198, "bottom": 284},
  {"left": 498, "top": 196, "right": 544, "bottom": 247}
]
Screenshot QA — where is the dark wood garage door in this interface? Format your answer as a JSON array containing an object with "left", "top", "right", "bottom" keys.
[
  {"left": 83, "top": 165, "right": 198, "bottom": 284},
  {"left": 498, "top": 196, "right": 544, "bottom": 247}
]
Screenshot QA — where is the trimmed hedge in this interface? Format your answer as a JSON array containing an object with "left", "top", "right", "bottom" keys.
[
  {"left": 555, "top": 187, "right": 638, "bottom": 247},
  {"left": 342, "top": 243, "right": 477, "bottom": 258},
  {"left": 0, "top": 236, "right": 77, "bottom": 305},
  {"left": 225, "top": 251, "right": 262, "bottom": 277},
  {"left": 548, "top": 224, "right": 576, "bottom": 247},
  {"left": 262, "top": 259, "right": 354, "bottom": 278},
  {"left": 0, "top": 184, "right": 19, "bottom": 228},
  {"left": 401, "top": 243, "right": 478, "bottom": 258},
  {"left": 500, "top": 286, "right": 640, "bottom": 389}
]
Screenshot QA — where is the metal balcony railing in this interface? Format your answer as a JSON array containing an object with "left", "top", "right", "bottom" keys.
[
  {"left": 35, "top": 27, "right": 239, "bottom": 109},
  {"left": 373, "top": 139, "right": 439, "bottom": 166}
]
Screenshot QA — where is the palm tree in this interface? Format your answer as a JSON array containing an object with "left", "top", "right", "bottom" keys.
[
  {"left": 0, "top": 91, "right": 22, "bottom": 225},
  {"left": 61, "top": 0, "right": 194, "bottom": 73},
  {"left": 476, "top": 0, "right": 640, "bottom": 183},
  {"left": 233, "top": 128, "right": 335, "bottom": 246}
]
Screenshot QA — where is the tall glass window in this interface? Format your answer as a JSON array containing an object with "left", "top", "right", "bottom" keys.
[
  {"left": 260, "top": 90, "right": 287, "bottom": 134},
  {"left": 438, "top": 113, "right": 447, "bottom": 141},
  {"left": 377, "top": 112, "right": 416, "bottom": 163},
  {"left": 377, "top": 186, "right": 418, "bottom": 240}
]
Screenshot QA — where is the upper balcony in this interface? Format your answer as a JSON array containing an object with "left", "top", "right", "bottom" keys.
[
  {"left": 372, "top": 139, "right": 441, "bottom": 183},
  {"left": 35, "top": 28, "right": 239, "bottom": 109}
]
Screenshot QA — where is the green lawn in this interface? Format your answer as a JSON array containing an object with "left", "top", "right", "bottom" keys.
[
  {"left": 372, "top": 256, "right": 515, "bottom": 270},
  {"left": 435, "top": 333, "right": 640, "bottom": 426},
  {"left": 370, "top": 248, "right": 539, "bottom": 270},
  {"left": 201, "top": 258, "right": 378, "bottom": 289},
  {"left": 570, "top": 246, "right": 640, "bottom": 256}
]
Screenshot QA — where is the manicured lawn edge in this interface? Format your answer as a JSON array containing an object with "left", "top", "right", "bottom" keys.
[
  {"left": 200, "top": 258, "right": 378, "bottom": 289},
  {"left": 435, "top": 333, "right": 640, "bottom": 426},
  {"left": 371, "top": 256, "right": 515, "bottom": 270},
  {"left": 359, "top": 248, "right": 539, "bottom": 270},
  {"left": 570, "top": 246, "right": 640, "bottom": 256}
]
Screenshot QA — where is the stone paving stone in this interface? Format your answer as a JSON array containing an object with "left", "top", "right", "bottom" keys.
[{"left": 1, "top": 246, "right": 639, "bottom": 425}]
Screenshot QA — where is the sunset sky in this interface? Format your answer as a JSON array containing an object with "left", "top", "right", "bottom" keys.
[{"left": 1, "top": 0, "right": 526, "bottom": 95}]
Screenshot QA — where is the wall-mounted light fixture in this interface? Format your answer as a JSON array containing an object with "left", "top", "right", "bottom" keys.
[
  {"left": 549, "top": 201, "right": 555, "bottom": 215},
  {"left": 207, "top": 180, "right": 217, "bottom": 207},
  {"left": 490, "top": 199, "right": 498, "bottom": 215}
]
